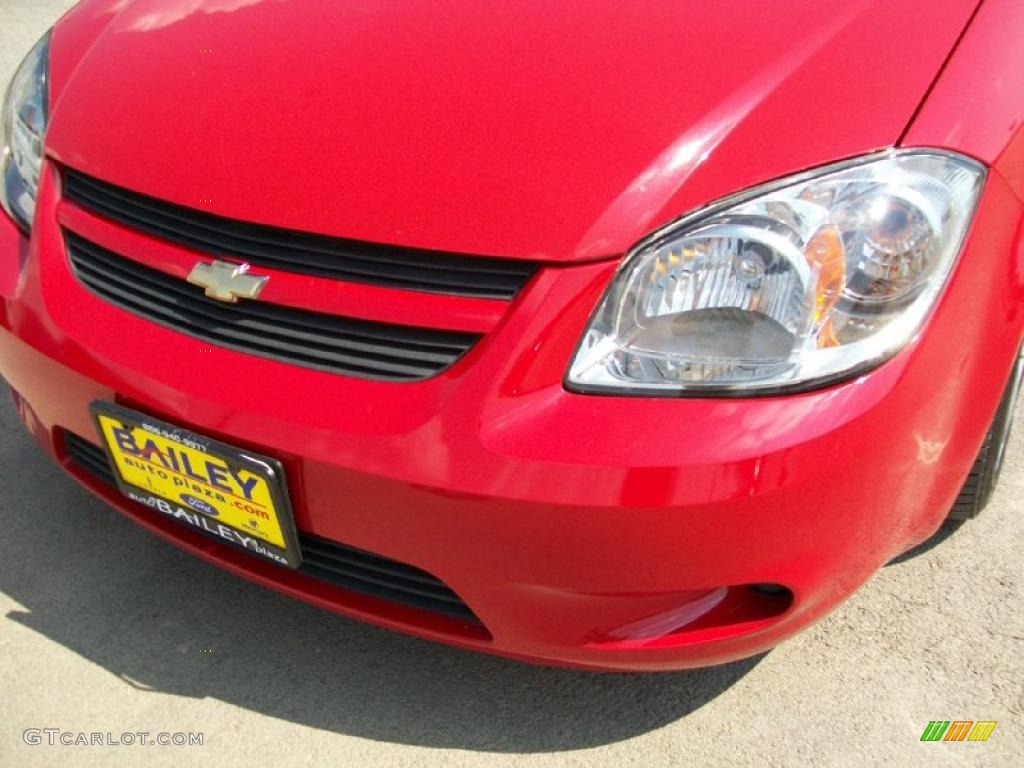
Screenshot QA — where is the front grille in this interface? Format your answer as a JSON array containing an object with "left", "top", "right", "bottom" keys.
[
  {"left": 65, "top": 431, "right": 116, "bottom": 486},
  {"left": 66, "top": 233, "right": 479, "bottom": 381},
  {"left": 63, "top": 168, "right": 537, "bottom": 300},
  {"left": 298, "top": 534, "right": 479, "bottom": 622},
  {"left": 63, "top": 432, "right": 481, "bottom": 624}
]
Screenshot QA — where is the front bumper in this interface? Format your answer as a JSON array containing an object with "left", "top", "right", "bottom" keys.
[{"left": 1, "top": 162, "right": 1021, "bottom": 671}]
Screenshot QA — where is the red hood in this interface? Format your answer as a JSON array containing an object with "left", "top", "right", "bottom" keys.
[{"left": 46, "top": 0, "right": 979, "bottom": 262}]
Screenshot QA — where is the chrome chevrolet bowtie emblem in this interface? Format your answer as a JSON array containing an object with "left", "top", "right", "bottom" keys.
[{"left": 187, "top": 260, "right": 269, "bottom": 303}]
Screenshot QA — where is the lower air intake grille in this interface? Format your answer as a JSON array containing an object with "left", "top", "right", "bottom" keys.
[
  {"left": 298, "top": 533, "right": 479, "bottom": 622},
  {"left": 65, "top": 431, "right": 117, "bottom": 486},
  {"left": 63, "top": 432, "right": 480, "bottom": 623},
  {"left": 65, "top": 233, "right": 480, "bottom": 381}
]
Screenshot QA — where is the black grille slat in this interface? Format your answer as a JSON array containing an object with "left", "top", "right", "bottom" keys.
[
  {"left": 66, "top": 234, "right": 480, "bottom": 381},
  {"left": 70, "top": 239, "right": 467, "bottom": 359},
  {"left": 296, "top": 557, "right": 478, "bottom": 621},
  {"left": 74, "top": 262, "right": 452, "bottom": 372},
  {"left": 65, "top": 433, "right": 117, "bottom": 486},
  {"left": 76, "top": 271, "right": 437, "bottom": 378},
  {"left": 72, "top": 261, "right": 444, "bottom": 378},
  {"left": 63, "top": 433, "right": 481, "bottom": 624},
  {"left": 298, "top": 533, "right": 479, "bottom": 620},
  {"left": 67, "top": 171, "right": 534, "bottom": 280},
  {"left": 299, "top": 537, "right": 446, "bottom": 587},
  {"left": 299, "top": 537, "right": 456, "bottom": 594},
  {"left": 72, "top": 184, "right": 525, "bottom": 296},
  {"left": 298, "top": 549, "right": 465, "bottom": 605},
  {"left": 63, "top": 168, "right": 537, "bottom": 300}
]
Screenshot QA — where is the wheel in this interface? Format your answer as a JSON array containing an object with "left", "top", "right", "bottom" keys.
[{"left": 949, "top": 347, "right": 1024, "bottom": 520}]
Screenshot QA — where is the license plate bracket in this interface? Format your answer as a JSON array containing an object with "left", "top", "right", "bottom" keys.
[{"left": 90, "top": 401, "right": 302, "bottom": 568}]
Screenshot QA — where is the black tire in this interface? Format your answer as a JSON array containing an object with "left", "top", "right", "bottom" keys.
[{"left": 949, "top": 348, "right": 1024, "bottom": 520}]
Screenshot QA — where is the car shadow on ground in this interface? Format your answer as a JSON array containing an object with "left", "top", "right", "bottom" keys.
[
  {"left": 885, "top": 519, "right": 966, "bottom": 566},
  {"left": 0, "top": 402, "right": 760, "bottom": 752}
]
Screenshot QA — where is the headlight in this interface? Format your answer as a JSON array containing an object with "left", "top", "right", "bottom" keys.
[
  {"left": 567, "top": 150, "right": 985, "bottom": 395},
  {"left": 1, "top": 31, "right": 51, "bottom": 232}
]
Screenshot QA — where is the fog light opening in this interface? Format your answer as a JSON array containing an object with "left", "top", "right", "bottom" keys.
[{"left": 751, "top": 583, "right": 791, "bottom": 598}]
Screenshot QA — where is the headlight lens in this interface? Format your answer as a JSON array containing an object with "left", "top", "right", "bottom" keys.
[
  {"left": 1, "top": 31, "right": 51, "bottom": 232},
  {"left": 567, "top": 151, "right": 985, "bottom": 395}
]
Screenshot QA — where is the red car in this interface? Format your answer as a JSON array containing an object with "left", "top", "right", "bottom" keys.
[{"left": 1, "top": 0, "right": 1022, "bottom": 671}]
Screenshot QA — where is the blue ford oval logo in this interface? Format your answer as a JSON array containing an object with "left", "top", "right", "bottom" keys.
[{"left": 181, "top": 494, "right": 218, "bottom": 517}]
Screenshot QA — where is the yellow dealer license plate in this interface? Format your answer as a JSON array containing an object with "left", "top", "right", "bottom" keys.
[{"left": 90, "top": 402, "right": 301, "bottom": 568}]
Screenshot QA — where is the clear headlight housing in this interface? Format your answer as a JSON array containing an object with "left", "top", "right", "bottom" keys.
[
  {"left": 567, "top": 151, "right": 985, "bottom": 395},
  {"left": 1, "top": 31, "right": 51, "bottom": 232}
]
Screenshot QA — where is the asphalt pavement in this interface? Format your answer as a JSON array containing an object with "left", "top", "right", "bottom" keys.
[{"left": 1, "top": 2, "right": 1021, "bottom": 766}]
